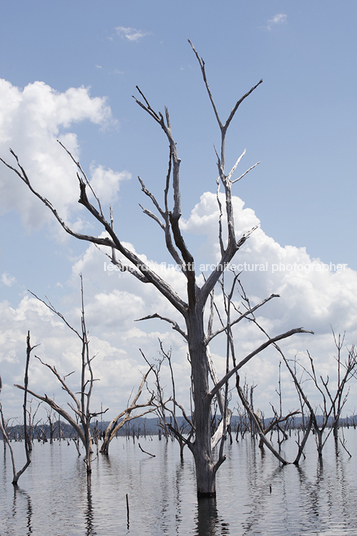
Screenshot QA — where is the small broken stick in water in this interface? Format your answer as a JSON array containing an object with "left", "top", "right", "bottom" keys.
[{"left": 138, "top": 443, "right": 155, "bottom": 457}]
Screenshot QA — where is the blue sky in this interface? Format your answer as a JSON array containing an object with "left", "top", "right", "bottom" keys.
[{"left": 0, "top": 1, "right": 356, "bottom": 420}]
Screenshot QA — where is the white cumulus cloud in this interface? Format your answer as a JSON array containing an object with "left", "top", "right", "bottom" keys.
[
  {"left": 50, "top": 193, "right": 357, "bottom": 415},
  {"left": 0, "top": 79, "right": 116, "bottom": 232},
  {"left": 1, "top": 272, "right": 15, "bottom": 287},
  {"left": 89, "top": 165, "right": 131, "bottom": 205},
  {"left": 1, "top": 186, "right": 356, "bottom": 420},
  {"left": 267, "top": 13, "right": 287, "bottom": 31},
  {"left": 115, "top": 26, "right": 148, "bottom": 42}
]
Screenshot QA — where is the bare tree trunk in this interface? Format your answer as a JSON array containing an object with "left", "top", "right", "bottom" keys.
[
  {"left": 0, "top": 333, "right": 34, "bottom": 485},
  {"left": 187, "top": 310, "right": 216, "bottom": 497}
]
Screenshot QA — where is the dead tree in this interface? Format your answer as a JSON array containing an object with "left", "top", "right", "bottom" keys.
[
  {"left": 141, "top": 342, "right": 195, "bottom": 460},
  {"left": 235, "top": 378, "right": 253, "bottom": 440},
  {"left": 227, "top": 279, "right": 314, "bottom": 464},
  {"left": 45, "top": 407, "right": 58, "bottom": 444},
  {"left": 100, "top": 366, "right": 156, "bottom": 455},
  {"left": 329, "top": 331, "right": 357, "bottom": 439},
  {"left": 159, "top": 342, "right": 195, "bottom": 456},
  {"left": 27, "top": 400, "right": 43, "bottom": 447},
  {"left": 15, "top": 277, "right": 108, "bottom": 472},
  {"left": 283, "top": 339, "right": 357, "bottom": 457},
  {"left": 235, "top": 375, "right": 310, "bottom": 465},
  {"left": 0, "top": 333, "right": 34, "bottom": 485},
  {"left": 0, "top": 42, "right": 312, "bottom": 498}
]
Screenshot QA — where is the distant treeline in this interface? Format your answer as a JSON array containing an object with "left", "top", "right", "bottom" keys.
[{"left": 1, "top": 414, "right": 357, "bottom": 442}]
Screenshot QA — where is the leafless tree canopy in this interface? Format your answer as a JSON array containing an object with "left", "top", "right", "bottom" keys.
[{"left": 0, "top": 41, "right": 312, "bottom": 497}]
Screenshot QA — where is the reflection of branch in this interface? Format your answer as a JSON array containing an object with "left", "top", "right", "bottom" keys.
[{"left": 0, "top": 403, "right": 18, "bottom": 480}]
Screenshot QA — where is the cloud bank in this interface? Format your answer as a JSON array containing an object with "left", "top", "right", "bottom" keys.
[
  {"left": 0, "top": 78, "right": 356, "bottom": 423},
  {"left": 0, "top": 79, "right": 128, "bottom": 233},
  {"left": 1, "top": 190, "right": 356, "bottom": 420}
]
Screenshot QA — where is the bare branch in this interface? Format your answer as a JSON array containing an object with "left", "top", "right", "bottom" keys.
[
  {"left": 100, "top": 365, "right": 155, "bottom": 454},
  {"left": 138, "top": 443, "right": 156, "bottom": 457},
  {"left": 206, "top": 293, "right": 279, "bottom": 344},
  {"left": 226, "top": 149, "right": 247, "bottom": 182},
  {"left": 3, "top": 148, "right": 188, "bottom": 314},
  {"left": 57, "top": 139, "right": 105, "bottom": 220},
  {"left": 15, "top": 384, "right": 85, "bottom": 444},
  {"left": 236, "top": 376, "right": 289, "bottom": 465},
  {"left": 28, "top": 290, "right": 81, "bottom": 339},
  {"left": 35, "top": 355, "right": 81, "bottom": 412},
  {"left": 210, "top": 328, "right": 313, "bottom": 400},
  {"left": 188, "top": 39, "right": 222, "bottom": 129},
  {"left": 136, "top": 313, "right": 188, "bottom": 340},
  {"left": 231, "top": 161, "right": 261, "bottom": 185},
  {"left": 225, "top": 79, "right": 263, "bottom": 133},
  {"left": 0, "top": 150, "right": 115, "bottom": 248}
]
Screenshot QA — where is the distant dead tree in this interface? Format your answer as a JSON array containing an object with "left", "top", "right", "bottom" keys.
[
  {"left": 0, "top": 41, "right": 312, "bottom": 498},
  {"left": 0, "top": 333, "right": 33, "bottom": 485},
  {"left": 140, "top": 341, "right": 194, "bottom": 460},
  {"left": 329, "top": 331, "right": 357, "bottom": 439},
  {"left": 223, "top": 278, "right": 313, "bottom": 465},
  {"left": 283, "top": 333, "right": 357, "bottom": 456},
  {"left": 234, "top": 377, "right": 254, "bottom": 440},
  {"left": 236, "top": 373, "right": 312, "bottom": 465},
  {"left": 27, "top": 399, "right": 43, "bottom": 446},
  {"left": 45, "top": 407, "right": 58, "bottom": 444},
  {"left": 239, "top": 307, "right": 350, "bottom": 463}
]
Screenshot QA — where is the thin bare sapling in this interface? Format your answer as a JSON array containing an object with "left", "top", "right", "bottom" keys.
[
  {"left": 15, "top": 277, "right": 108, "bottom": 472},
  {"left": 0, "top": 332, "right": 34, "bottom": 485}
]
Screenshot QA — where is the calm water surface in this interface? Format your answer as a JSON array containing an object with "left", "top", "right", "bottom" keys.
[{"left": 1, "top": 429, "right": 357, "bottom": 535}]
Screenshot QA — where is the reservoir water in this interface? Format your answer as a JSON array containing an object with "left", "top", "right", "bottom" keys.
[{"left": 1, "top": 429, "right": 357, "bottom": 535}]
